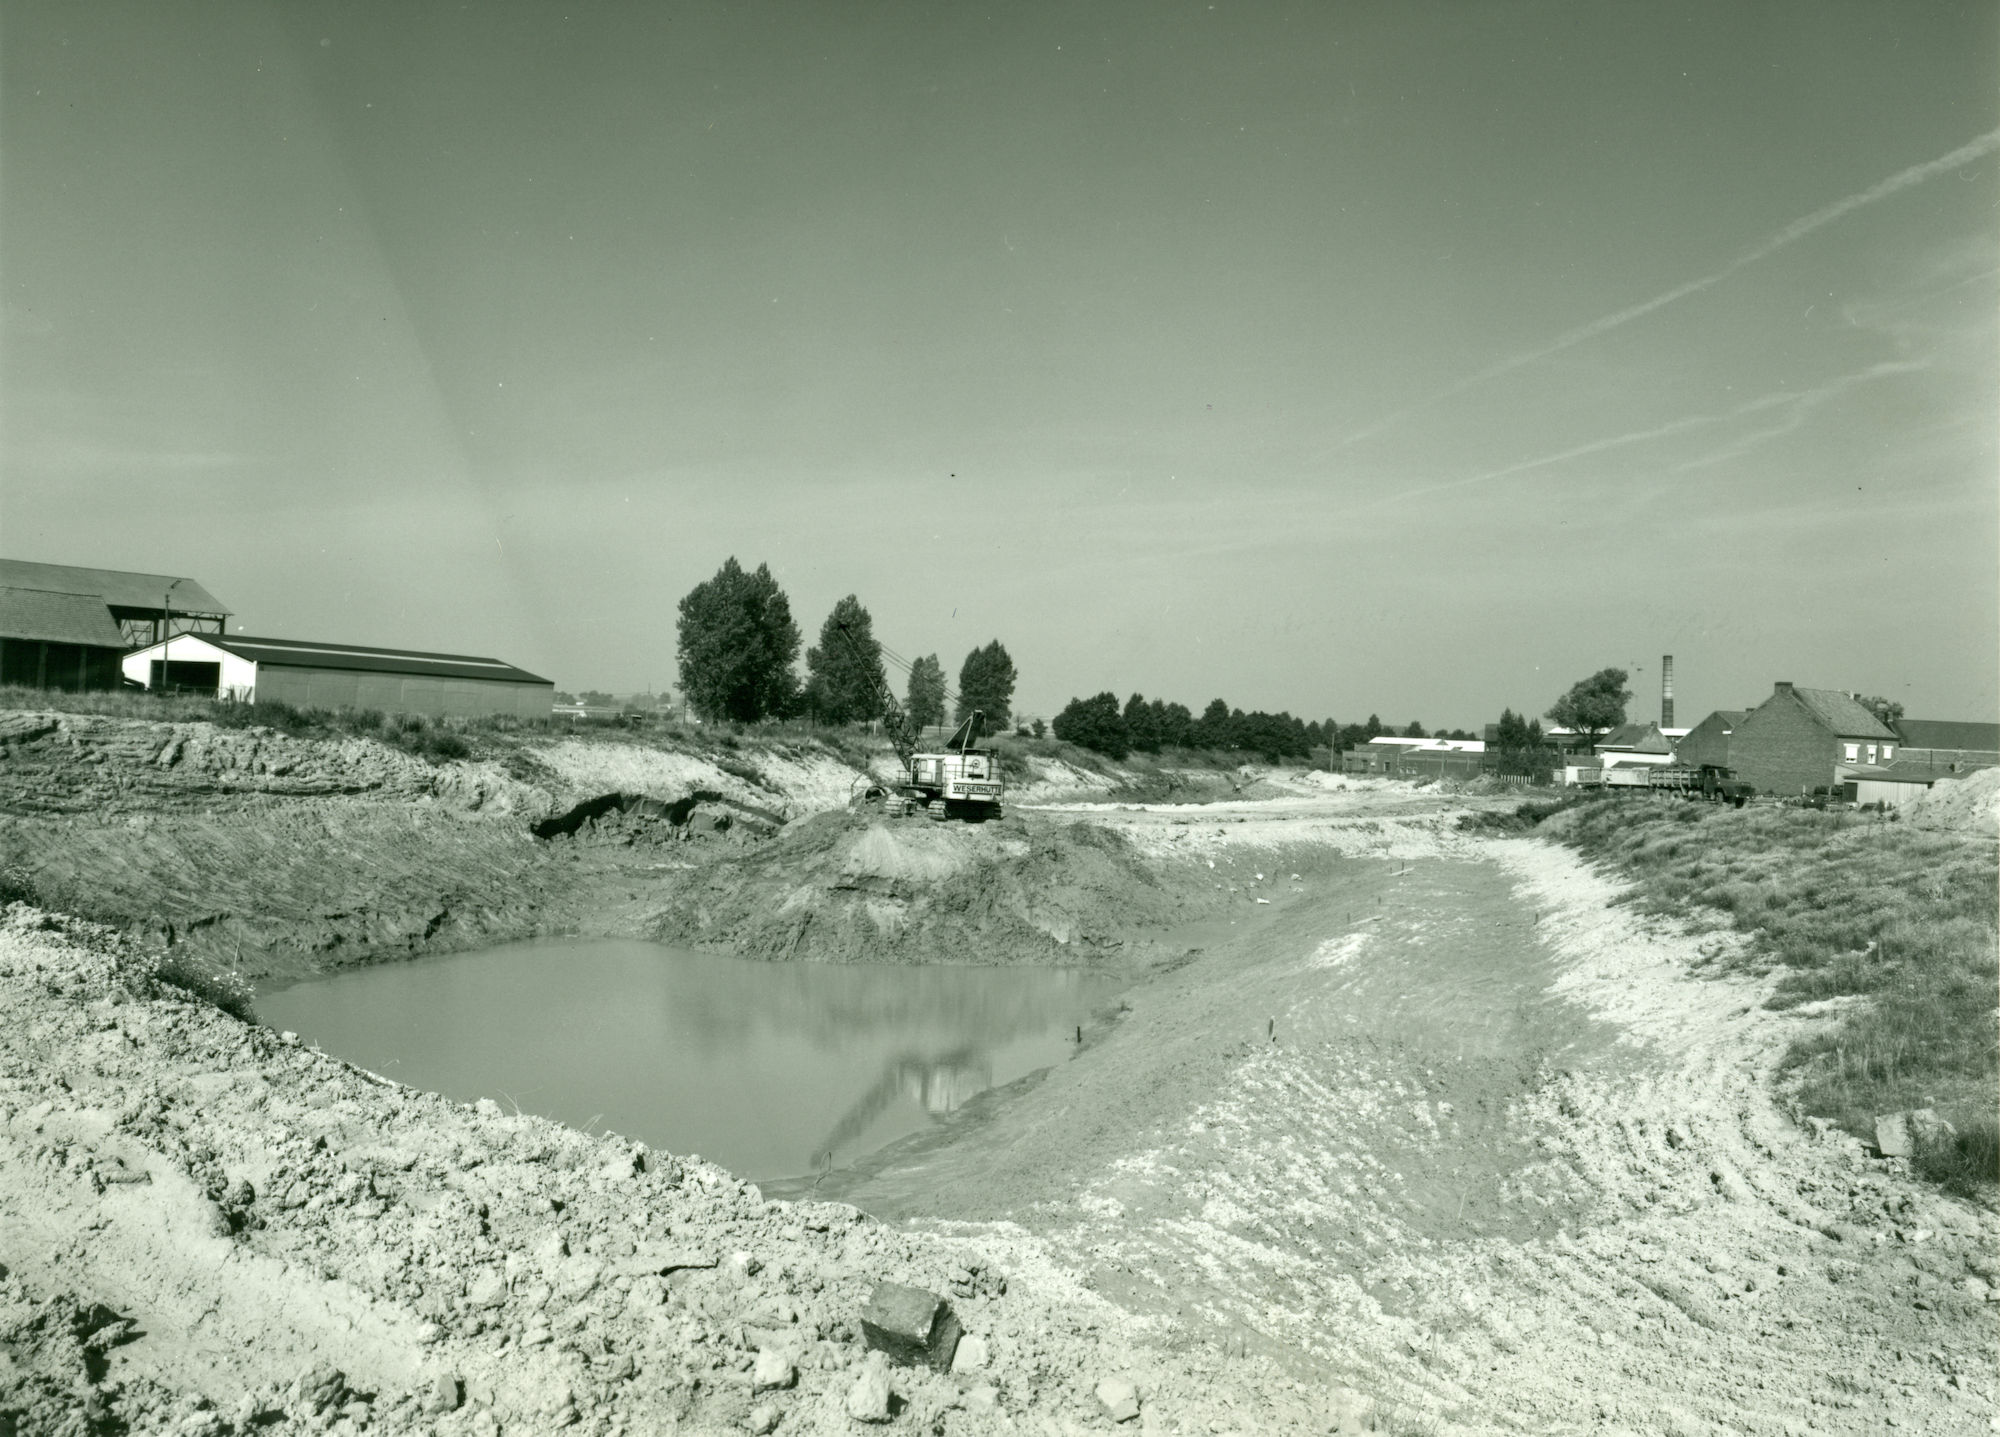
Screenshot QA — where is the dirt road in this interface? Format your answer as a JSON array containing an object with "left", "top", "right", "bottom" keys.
[{"left": 831, "top": 795, "right": 2000, "bottom": 1434}]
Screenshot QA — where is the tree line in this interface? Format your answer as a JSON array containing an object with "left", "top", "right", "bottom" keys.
[
  {"left": 673, "top": 557, "right": 1015, "bottom": 728},
  {"left": 1047, "top": 692, "right": 1476, "bottom": 762}
]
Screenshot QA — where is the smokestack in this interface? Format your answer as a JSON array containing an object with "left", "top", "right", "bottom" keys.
[{"left": 1661, "top": 655, "right": 1674, "bottom": 729}]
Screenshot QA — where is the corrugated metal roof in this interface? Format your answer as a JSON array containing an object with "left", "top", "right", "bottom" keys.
[
  {"left": 0, "top": 587, "right": 128, "bottom": 648},
  {"left": 1892, "top": 719, "right": 2000, "bottom": 752},
  {"left": 203, "top": 635, "right": 550, "bottom": 686},
  {"left": 0, "top": 558, "right": 230, "bottom": 616},
  {"left": 1782, "top": 686, "right": 1898, "bottom": 740}
]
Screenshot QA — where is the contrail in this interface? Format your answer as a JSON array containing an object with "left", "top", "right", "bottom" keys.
[{"left": 1342, "top": 128, "right": 2000, "bottom": 446}]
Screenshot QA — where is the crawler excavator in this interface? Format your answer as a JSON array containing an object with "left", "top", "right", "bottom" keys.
[{"left": 833, "top": 622, "right": 1005, "bottom": 822}]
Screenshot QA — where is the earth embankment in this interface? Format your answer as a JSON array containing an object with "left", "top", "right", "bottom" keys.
[{"left": 0, "top": 712, "right": 875, "bottom": 983}]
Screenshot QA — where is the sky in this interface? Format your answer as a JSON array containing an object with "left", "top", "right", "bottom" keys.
[{"left": 3, "top": 1, "right": 1996, "bottom": 727}]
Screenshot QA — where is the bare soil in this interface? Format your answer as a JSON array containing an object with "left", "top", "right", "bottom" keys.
[{"left": 2, "top": 714, "right": 1994, "bottom": 1435}]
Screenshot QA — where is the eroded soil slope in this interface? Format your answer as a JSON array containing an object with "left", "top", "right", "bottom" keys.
[{"left": 831, "top": 809, "right": 2000, "bottom": 1435}]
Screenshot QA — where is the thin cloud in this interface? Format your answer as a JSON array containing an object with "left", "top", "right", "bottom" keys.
[
  {"left": 1673, "top": 360, "right": 1930, "bottom": 472},
  {"left": 1342, "top": 128, "right": 2000, "bottom": 446}
]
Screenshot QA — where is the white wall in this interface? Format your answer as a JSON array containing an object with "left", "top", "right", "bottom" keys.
[{"left": 120, "top": 634, "right": 258, "bottom": 700}]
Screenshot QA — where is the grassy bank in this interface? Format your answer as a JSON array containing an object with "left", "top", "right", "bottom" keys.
[{"left": 1498, "top": 797, "right": 1997, "bottom": 1197}]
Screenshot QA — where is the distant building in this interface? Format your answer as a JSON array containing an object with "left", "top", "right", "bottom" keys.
[
  {"left": 1340, "top": 735, "right": 1484, "bottom": 780},
  {"left": 122, "top": 634, "right": 554, "bottom": 719},
  {"left": 1835, "top": 762, "right": 1950, "bottom": 809},
  {"left": 1889, "top": 719, "right": 2000, "bottom": 772},
  {"left": 1675, "top": 709, "right": 1747, "bottom": 772},
  {"left": 1728, "top": 682, "right": 1899, "bottom": 795},
  {"left": 0, "top": 557, "right": 230, "bottom": 692},
  {"left": 1593, "top": 721, "right": 1678, "bottom": 767}
]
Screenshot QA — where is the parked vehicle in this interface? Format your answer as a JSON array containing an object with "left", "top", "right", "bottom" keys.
[{"left": 1575, "top": 763, "right": 1751, "bottom": 807}]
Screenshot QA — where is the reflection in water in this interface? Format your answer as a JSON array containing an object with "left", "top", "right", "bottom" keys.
[
  {"left": 258, "top": 939, "right": 1116, "bottom": 1183},
  {"left": 809, "top": 1046, "right": 993, "bottom": 1177}
]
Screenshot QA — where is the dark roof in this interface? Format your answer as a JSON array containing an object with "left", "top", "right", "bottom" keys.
[
  {"left": 1598, "top": 721, "right": 1673, "bottom": 753},
  {"left": 1693, "top": 709, "right": 1748, "bottom": 732},
  {"left": 0, "top": 558, "right": 230, "bottom": 616},
  {"left": 198, "top": 634, "right": 551, "bottom": 686},
  {"left": 0, "top": 587, "right": 128, "bottom": 648},
  {"left": 1774, "top": 686, "right": 1897, "bottom": 740},
  {"left": 1892, "top": 719, "right": 2000, "bottom": 753}
]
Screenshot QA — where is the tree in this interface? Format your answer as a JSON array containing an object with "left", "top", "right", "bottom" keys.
[
  {"left": 905, "top": 654, "right": 946, "bottom": 730},
  {"left": 956, "top": 641, "right": 1017, "bottom": 726},
  {"left": 1031, "top": 717, "right": 1046, "bottom": 739},
  {"left": 675, "top": 557, "right": 801, "bottom": 722},
  {"left": 1052, "top": 692, "right": 1129, "bottom": 758},
  {"left": 1546, "top": 667, "right": 1630, "bottom": 743},
  {"left": 1402, "top": 720, "right": 1427, "bottom": 738},
  {"left": 1123, "top": 693, "right": 1161, "bottom": 753},
  {"left": 802, "top": 595, "right": 887, "bottom": 726},
  {"left": 1491, "top": 707, "right": 1556, "bottom": 778},
  {"left": 553, "top": 691, "right": 577, "bottom": 706},
  {"left": 1196, "top": 698, "right": 1232, "bottom": 749},
  {"left": 580, "top": 690, "right": 614, "bottom": 708},
  {"left": 1857, "top": 695, "right": 1904, "bottom": 727}
]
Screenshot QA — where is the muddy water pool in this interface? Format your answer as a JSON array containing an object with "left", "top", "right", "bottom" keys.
[{"left": 259, "top": 939, "right": 1121, "bottom": 1184}]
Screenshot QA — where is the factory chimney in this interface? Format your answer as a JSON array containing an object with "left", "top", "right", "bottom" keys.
[{"left": 1660, "top": 655, "right": 1675, "bottom": 729}]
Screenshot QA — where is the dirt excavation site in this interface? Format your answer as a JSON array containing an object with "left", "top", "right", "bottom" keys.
[{"left": 1, "top": 713, "right": 1995, "bottom": 1436}]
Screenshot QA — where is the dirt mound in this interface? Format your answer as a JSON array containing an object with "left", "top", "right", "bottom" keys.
[
  {"left": 531, "top": 737, "right": 863, "bottom": 817},
  {"left": 0, "top": 711, "right": 540, "bottom": 817},
  {"left": 1902, "top": 765, "right": 2000, "bottom": 835},
  {"left": 647, "top": 809, "right": 1212, "bottom": 966},
  {"left": 529, "top": 789, "right": 783, "bottom": 845}
]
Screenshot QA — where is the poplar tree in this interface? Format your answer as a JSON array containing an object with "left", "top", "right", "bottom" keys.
[{"left": 675, "top": 558, "right": 801, "bottom": 722}]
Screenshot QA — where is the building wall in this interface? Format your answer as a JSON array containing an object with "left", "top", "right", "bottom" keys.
[
  {"left": 120, "top": 636, "right": 259, "bottom": 700},
  {"left": 1851, "top": 777, "right": 1932, "bottom": 808},
  {"left": 253, "top": 664, "right": 553, "bottom": 719},
  {"left": 1675, "top": 712, "right": 1734, "bottom": 770},
  {"left": 0, "top": 637, "right": 122, "bottom": 691},
  {"left": 1729, "top": 693, "right": 1838, "bottom": 795}
]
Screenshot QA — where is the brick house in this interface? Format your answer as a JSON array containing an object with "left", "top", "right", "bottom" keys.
[
  {"left": 1674, "top": 709, "right": 1747, "bottom": 771},
  {"left": 1728, "top": 682, "right": 1899, "bottom": 795}
]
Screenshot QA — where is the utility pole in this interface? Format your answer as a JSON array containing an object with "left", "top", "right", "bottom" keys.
[{"left": 157, "top": 578, "right": 185, "bottom": 691}]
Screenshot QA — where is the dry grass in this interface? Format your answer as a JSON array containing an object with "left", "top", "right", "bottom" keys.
[{"left": 1538, "top": 799, "right": 1997, "bottom": 1199}]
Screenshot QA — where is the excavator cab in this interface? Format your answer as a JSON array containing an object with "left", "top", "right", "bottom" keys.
[{"left": 903, "top": 710, "right": 1003, "bottom": 820}]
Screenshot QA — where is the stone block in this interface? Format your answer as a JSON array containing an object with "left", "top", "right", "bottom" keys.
[{"left": 860, "top": 1281, "right": 961, "bottom": 1371}]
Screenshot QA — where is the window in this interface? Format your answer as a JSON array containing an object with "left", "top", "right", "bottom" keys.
[
  {"left": 1843, "top": 743, "right": 1859, "bottom": 762},
  {"left": 1881, "top": 745, "right": 1894, "bottom": 762},
  {"left": 1865, "top": 745, "right": 1877, "bottom": 765}
]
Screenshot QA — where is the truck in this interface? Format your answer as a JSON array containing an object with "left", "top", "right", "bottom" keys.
[{"left": 1578, "top": 763, "right": 1751, "bottom": 807}]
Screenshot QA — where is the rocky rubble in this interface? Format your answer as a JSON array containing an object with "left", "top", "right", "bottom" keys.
[{"left": 0, "top": 905, "right": 1282, "bottom": 1436}]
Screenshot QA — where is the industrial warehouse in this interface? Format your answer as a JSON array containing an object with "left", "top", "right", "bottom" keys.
[
  {"left": 121, "top": 633, "right": 555, "bottom": 719},
  {"left": 0, "top": 557, "right": 552, "bottom": 719}
]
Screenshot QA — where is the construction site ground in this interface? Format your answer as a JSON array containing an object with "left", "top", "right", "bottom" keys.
[{"left": 1, "top": 711, "right": 1994, "bottom": 1435}]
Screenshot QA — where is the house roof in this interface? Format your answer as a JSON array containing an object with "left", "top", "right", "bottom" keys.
[
  {"left": 1598, "top": 721, "right": 1673, "bottom": 753},
  {"left": 0, "top": 558, "right": 230, "bottom": 616},
  {"left": 1892, "top": 719, "right": 2000, "bottom": 753},
  {"left": 0, "top": 587, "right": 129, "bottom": 648},
  {"left": 1778, "top": 686, "right": 1897, "bottom": 740}
]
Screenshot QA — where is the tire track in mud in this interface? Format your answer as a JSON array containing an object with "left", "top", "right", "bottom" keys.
[{"left": 856, "top": 820, "right": 1997, "bottom": 1434}]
